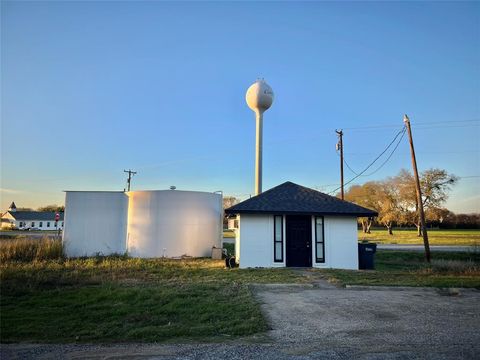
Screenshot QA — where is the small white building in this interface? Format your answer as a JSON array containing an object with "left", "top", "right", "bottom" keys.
[
  {"left": 1, "top": 202, "right": 64, "bottom": 230},
  {"left": 225, "top": 182, "right": 377, "bottom": 270}
]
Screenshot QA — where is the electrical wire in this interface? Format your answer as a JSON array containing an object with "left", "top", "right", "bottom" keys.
[
  {"left": 343, "top": 158, "right": 360, "bottom": 176},
  {"left": 328, "top": 126, "right": 406, "bottom": 195},
  {"left": 361, "top": 127, "right": 407, "bottom": 177},
  {"left": 336, "top": 149, "right": 361, "bottom": 176},
  {"left": 341, "top": 118, "right": 479, "bottom": 131}
]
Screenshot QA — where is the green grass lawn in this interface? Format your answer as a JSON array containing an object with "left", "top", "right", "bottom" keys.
[
  {"left": 0, "top": 256, "right": 303, "bottom": 343},
  {"left": 358, "top": 228, "right": 480, "bottom": 246},
  {"left": 319, "top": 250, "right": 480, "bottom": 288},
  {"left": 1, "top": 238, "right": 479, "bottom": 344}
]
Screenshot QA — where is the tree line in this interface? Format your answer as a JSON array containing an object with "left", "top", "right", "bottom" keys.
[
  {"left": 14, "top": 205, "right": 65, "bottom": 212},
  {"left": 344, "top": 168, "right": 479, "bottom": 234}
]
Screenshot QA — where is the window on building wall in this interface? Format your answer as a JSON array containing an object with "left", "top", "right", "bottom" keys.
[
  {"left": 31, "top": 222, "right": 35, "bottom": 227},
  {"left": 19, "top": 221, "right": 23, "bottom": 227},
  {"left": 315, "top": 216, "right": 325, "bottom": 263},
  {"left": 274, "top": 215, "right": 283, "bottom": 262},
  {"left": 47, "top": 222, "right": 50, "bottom": 227},
  {"left": 39, "top": 222, "right": 43, "bottom": 227},
  {"left": 61, "top": 221, "right": 64, "bottom": 227}
]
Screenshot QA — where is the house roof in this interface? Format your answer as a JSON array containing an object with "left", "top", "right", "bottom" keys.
[
  {"left": 4, "top": 211, "right": 64, "bottom": 221},
  {"left": 225, "top": 181, "right": 378, "bottom": 217}
]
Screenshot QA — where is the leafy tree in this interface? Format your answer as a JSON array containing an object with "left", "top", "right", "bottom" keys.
[
  {"left": 345, "top": 168, "right": 457, "bottom": 235},
  {"left": 344, "top": 182, "right": 379, "bottom": 233},
  {"left": 345, "top": 179, "right": 401, "bottom": 235},
  {"left": 376, "top": 178, "right": 403, "bottom": 235}
]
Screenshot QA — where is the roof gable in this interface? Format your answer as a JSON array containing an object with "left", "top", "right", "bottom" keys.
[{"left": 225, "top": 181, "right": 377, "bottom": 217}]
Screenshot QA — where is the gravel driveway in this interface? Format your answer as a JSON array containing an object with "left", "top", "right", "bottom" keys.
[
  {"left": 253, "top": 282, "right": 480, "bottom": 359},
  {"left": 2, "top": 283, "right": 479, "bottom": 359}
]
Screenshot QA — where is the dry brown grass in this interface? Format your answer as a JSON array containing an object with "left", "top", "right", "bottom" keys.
[
  {"left": 0, "top": 237, "right": 63, "bottom": 262},
  {"left": 428, "top": 259, "right": 480, "bottom": 275}
]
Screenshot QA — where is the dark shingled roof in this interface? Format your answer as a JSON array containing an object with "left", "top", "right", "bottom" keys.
[
  {"left": 225, "top": 181, "right": 377, "bottom": 217},
  {"left": 6, "top": 211, "right": 64, "bottom": 221}
]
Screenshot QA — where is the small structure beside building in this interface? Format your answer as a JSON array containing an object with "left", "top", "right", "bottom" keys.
[
  {"left": 1, "top": 202, "right": 64, "bottom": 230},
  {"left": 225, "top": 182, "right": 377, "bottom": 270}
]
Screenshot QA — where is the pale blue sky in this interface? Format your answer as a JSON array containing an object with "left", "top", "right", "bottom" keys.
[{"left": 1, "top": 1, "right": 479, "bottom": 212}]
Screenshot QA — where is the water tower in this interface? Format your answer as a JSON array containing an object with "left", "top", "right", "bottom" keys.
[{"left": 246, "top": 79, "right": 274, "bottom": 195}]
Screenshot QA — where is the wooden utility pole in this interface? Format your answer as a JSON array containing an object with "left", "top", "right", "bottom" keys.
[
  {"left": 336, "top": 129, "right": 344, "bottom": 200},
  {"left": 403, "top": 115, "right": 431, "bottom": 262},
  {"left": 124, "top": 169, "right": 137, "bottom": 192}
]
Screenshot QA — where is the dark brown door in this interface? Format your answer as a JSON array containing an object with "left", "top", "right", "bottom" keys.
[{"left": 286, "top": 215, "right": 312, "bottom": 267}]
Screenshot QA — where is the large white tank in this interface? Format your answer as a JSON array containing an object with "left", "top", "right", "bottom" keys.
[
  {"left": 126, "top": 190, "right": 222, "bottom": 258},
  {"left": 63, "top": 191, "right": 128, "bottom": 257}
]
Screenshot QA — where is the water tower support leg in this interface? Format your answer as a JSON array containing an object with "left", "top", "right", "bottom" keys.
[{"left": 255, "top": 112, "right": 263, "bottom": 195}]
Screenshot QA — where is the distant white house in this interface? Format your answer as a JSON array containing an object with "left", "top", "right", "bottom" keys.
[
  {"left": 1, "top": 202, "right": 64, "bottom": 230},
  {"left": 226, "top": 217, "right": 239, "bottom": 230},
  {"left": 225, "top": 182, "right": 377, "bottom": 270}
]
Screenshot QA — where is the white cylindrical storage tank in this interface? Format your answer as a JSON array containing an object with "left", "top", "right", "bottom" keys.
[
  {"left": 126, "top": 190, "right": 222, "bottom": 258},
  {"left": 63, "top": 191, "right": 128, "bottom": 257}
]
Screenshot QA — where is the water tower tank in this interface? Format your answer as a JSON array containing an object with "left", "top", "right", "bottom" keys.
[{"left": 246, "top": 79, "right": 274, "bottom": 113}]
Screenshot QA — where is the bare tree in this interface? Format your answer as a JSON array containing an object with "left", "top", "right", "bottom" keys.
[{"left": 223, "top": 196, "right": 239, "bottom": 210}]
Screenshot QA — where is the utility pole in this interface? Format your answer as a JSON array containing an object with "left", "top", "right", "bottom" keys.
[
  {"left": 123, "top": 169, "right": 137, "bottom": 192},
  {"left": 335, "top": 129, "right": 344, "bottom": 200},
  {"left": 403, "top": 115, "right": 430, "bottom": 262}
]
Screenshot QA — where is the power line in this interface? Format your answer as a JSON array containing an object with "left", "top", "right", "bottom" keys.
[
  {"left": 314, "top": 175, "right": 480, "bottom": 193},
  {"left": 342, "top": 118, "right": 479, "bottom": 131},
  {"left": 343, "top": 158, "right": 360, "bottom": 176},
  {"left": 327, "top": 126, "right": 406, "bottom": 195},
  {"left": 361, "top": 127, "right": 407, "bottom": 177}
]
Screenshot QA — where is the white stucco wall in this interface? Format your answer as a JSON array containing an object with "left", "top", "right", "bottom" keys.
[
  {"left": 63, "top": 192, "right": 128, "bottom": 257},
  {"left": 237, "top": 214, "right": 285, "bottom": 268},
  {"left": 313, "top": 216, "right": 358, "bottom": 270},
  {"left": 237, "top": 214, "right": 358, "bottom": 270},
  {"left": 126, "top": 190, "right": 222, "bottom": 258}
]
